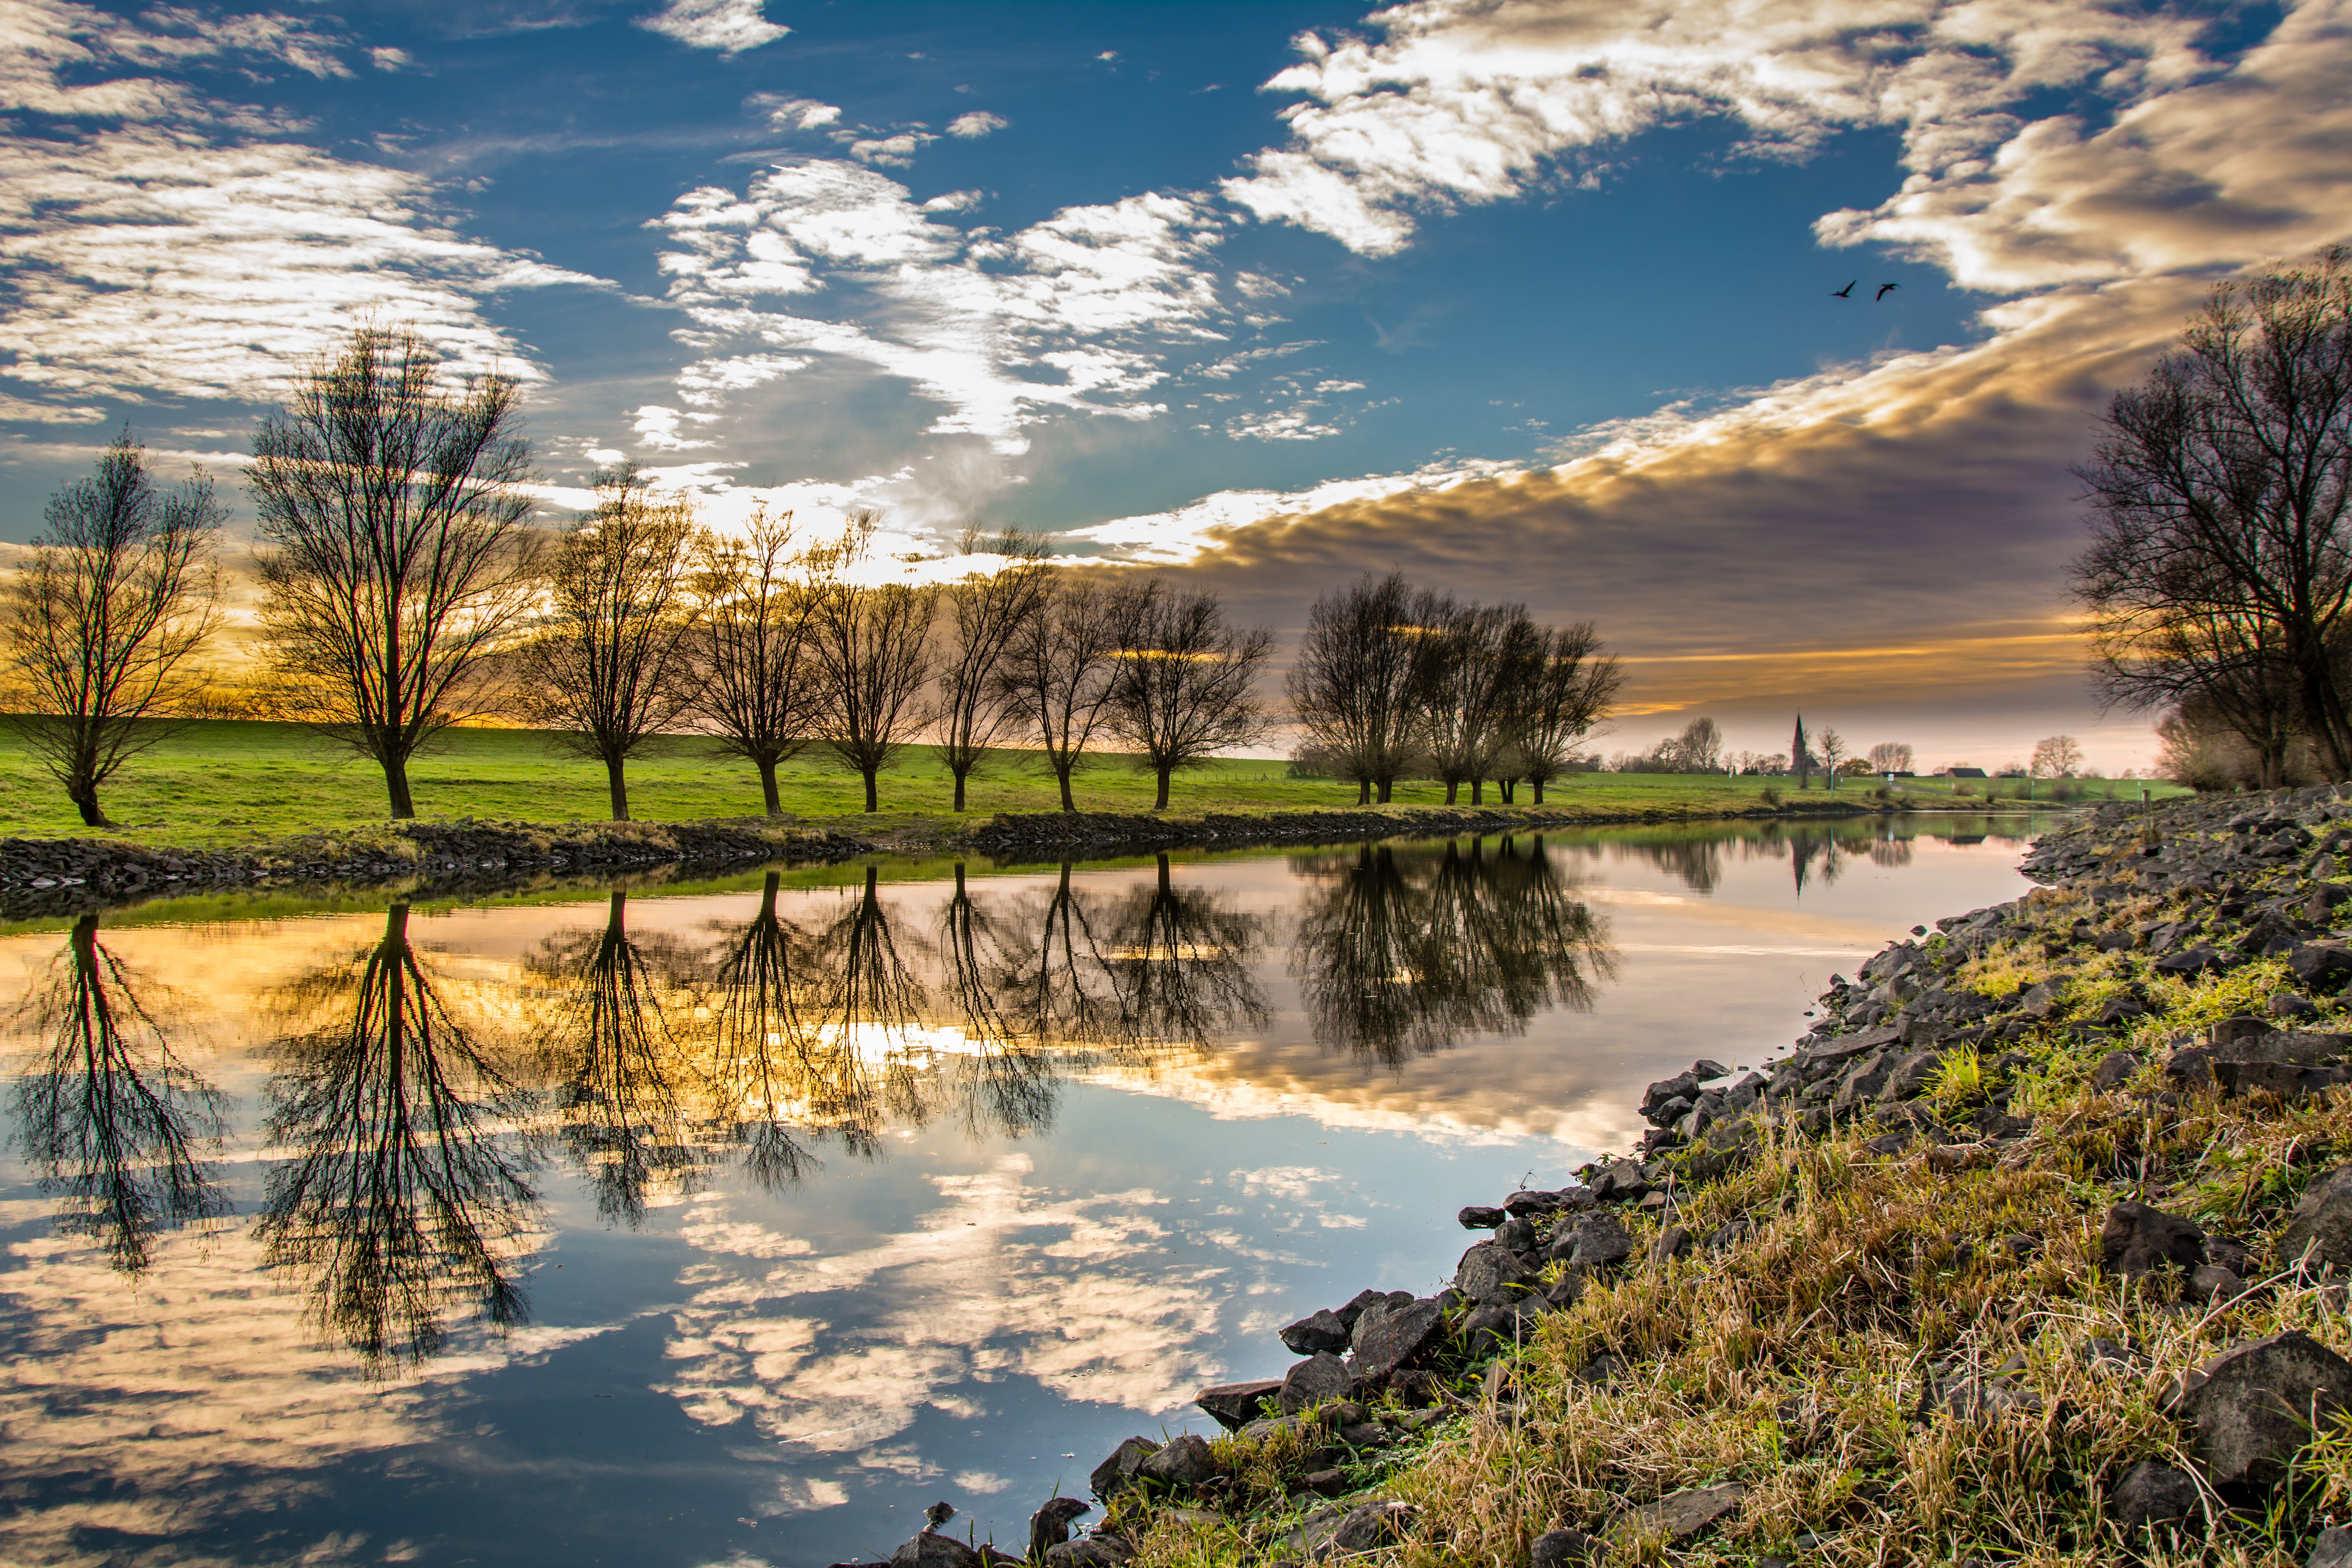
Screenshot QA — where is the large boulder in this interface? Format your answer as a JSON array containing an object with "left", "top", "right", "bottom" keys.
[
  {"left": 1455, "top": 1241, "right": 1535, "bottom": 1303},
  {"left": 2176, "top": 1330, "right": 2352, "bottom": 1490},
  {"left": 1028, "top": 1499, "right": 1093, "bottom": 1561},
  {"left": 1137, "top": 1434, "right": 1215, "bottom": 1488},
  {"left": 1561, "top": 1212, "right": 1634, "bottom": 1270},
  {"left": 892, "top": 1534, "right": 982, "bottom": 1568},
  {"left": 1351, "top": 1298, "right": 1446, "bottom": 1382},
  {"left": 1194, "top": 1379, "right": 1281, "bottom": 1431},
  {"left": 1280, "top": 1308, "right": 1352, "bottom": 1356},
  {"left": 1279, "top": 1352, "right": 1354, "bottom": 1414},
  {"left": 1089, "top": 1437, "right": 1160, "bottom": 1500},
  {"left": 2282, "top": 1164, "right": 2352, "bottom": 1273},
  {"left": 2101, "top": 1201, "right": 2206, "bottom": 1276}
]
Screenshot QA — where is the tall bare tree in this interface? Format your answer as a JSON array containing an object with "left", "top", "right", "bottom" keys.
[
  {"left": 1866, "top": 741, "right": 1915, "bottom": 773},
  {"left": 3, "top": 431, "right": 221, "bottom": 826},
  {"left": 933, "top": 531, "right": 1051, "bottom": 812},
  {"left": 516, "top": 470, "right": 703, "bottom": 821},
  {"left": 693, "top": 508, "right": 818, "bottom": 817},
  {"left": 249, "top": 325, "right": 541, "bottom": 818},
  {"left": 2076, "top": 249, "right": 2352, "bottom": 779},
  {"left": 998, "top": 574, "right": 1144, "bottom": 812},
  {"left": 1508, "top": 621, "right": 1619, "bottom": 803},
  {"left": 804, "top": 513, "right": 938, "bottom": 813},
  {"left": 1107, "top": 583, "right": 1273, "bottom": 809},
  {"left": 1287, "top": 572, "right": 1439, "bottom": 804},
  {"left": 1817, "top": 726, "right": 1847, "bottom": 789},
  {"left": 1421, "top": 600, "right": 1535, "bottom": 804}
]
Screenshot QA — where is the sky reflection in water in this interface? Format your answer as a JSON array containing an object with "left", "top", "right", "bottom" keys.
[{"left": 0, "top": 817, "right": 2043, "bottom": 1568}]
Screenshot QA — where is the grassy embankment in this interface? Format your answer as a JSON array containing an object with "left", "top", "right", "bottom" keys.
[
  {"left": 1104, "top": 803, "right": 2351, "bottom": 1568},
  {"left": 0, "top": 717, "right": 2181, "bottom": 848}
]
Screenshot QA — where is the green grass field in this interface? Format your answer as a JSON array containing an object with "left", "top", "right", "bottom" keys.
[{"left": 0, "top": 717, "right": 2184, "bottom": 848}]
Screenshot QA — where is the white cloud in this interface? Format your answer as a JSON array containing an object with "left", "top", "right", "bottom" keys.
[
  {"left": 1065, "top": 458, "right": 1521, "bottom": 562},
  {"left": 756, "top": 95, "right": 842, "bottom": 130},
  {"left": 0, "top": 3, "right": 617, "bottom": 407},
  {"left": 637, "top": 0, "right": 788, "bottom": 54},
  {"left": 947, "top": 111, "right": 1008, "bottom": 139},
  {"left": 650, "top": 163, "right": 1230, "bottom": 454},
  {"left": 0, "top": 395, "right": 106, "bottom": 423},
  {"left": 633, "top": 403, "right": 719, "bottom": 449},
  {"left": 1226, "top": 406, "right": 1339, "bottom": 441},
  {"left": 849, "top": 130, "right": 937, "bottom": 168}
]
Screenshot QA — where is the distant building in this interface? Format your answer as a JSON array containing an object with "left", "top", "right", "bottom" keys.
[{"left": 1943, "top": 766, "right": 1987, "bottom": 778}]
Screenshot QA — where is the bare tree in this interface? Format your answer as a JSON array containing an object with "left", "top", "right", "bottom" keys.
[
  {"left": 250, "top": 325, "right": 541, "bottom": 818},
  {"left": 3, "top": 431, "right": 222, "bottom": 826},
  {"left": 1508, "top": 621, "right": 1620, "bottom": 804},
  {"left": 1107, "top": 584, "right": 1274, "bottom": 809},
  {"left": 2076, "top": 249, "right": 2352, "bottom": 779},
  {"left": 1420, "top": 600, "right": 1535, "bottom": 804},
  {"left": 933, "top": 531, "right": 1051, "bottom": 812},
  {"left": 804, "top": 513, "right": 938, "bottom": 813},
  {"left": 998, "top": 574, "right": 1145, "bottom": 812},
  {"left": 1866, "top": 741, "right": 1914, "bottom": 773},
  {"left": 1288, "top": 572, "right": 1443, "bottom": 804},
  {"left": 1816, "top": 727, "right": 1847, "bottom": 789},
  {"left": 693, "top": 507, "right": 818, "bottom": 816},
  {"left": 2030, "top": 735, "right": 2085, "bottom": 777},
  {"left": 515, "top": 470, "right": 704, "bottom": 821}
]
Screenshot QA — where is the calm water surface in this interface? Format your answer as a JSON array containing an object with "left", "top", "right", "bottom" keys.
[{"left": 0, "top": 817, "right": 2051, "bottom": 1568}]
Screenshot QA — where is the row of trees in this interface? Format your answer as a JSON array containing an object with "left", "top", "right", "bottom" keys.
[
  {"left": 1, "top": 330, "right": 1290, "bottom": 825},
  {"left": 1287, "top": 572, "right": 1621, "bottom": 804}
]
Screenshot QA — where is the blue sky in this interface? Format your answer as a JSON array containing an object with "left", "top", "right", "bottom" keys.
[{"left": 5, "top": 0, "right": 2349, "bottom": 768}]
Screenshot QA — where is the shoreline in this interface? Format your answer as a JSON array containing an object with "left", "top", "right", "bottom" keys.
[
  {"left": 915, "top": 785, "right": 2352, "bottom": 1568},
  {"left": 0, "top": 795, "right": 2040, "bottom": 919}
]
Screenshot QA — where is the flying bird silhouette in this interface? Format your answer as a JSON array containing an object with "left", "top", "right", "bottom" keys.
[
  {"left": 1832, "top": 280, "right": 1855, "bottom": 298},
  {"left": 1875, "top": 282, "right": 1900, "bottom": 300}
]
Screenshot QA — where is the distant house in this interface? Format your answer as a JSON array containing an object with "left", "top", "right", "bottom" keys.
[{"left": 1943, "top": 766, "right": 1987, "bottom": 778}]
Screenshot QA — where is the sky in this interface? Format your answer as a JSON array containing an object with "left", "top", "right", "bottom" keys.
[{"left": 2, "top": 0, "right": 2348, "bottom": 772}]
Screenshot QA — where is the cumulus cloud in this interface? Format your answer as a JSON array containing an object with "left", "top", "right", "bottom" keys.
[
  {"left": 0, "top": 2, "right": 615, "bottom": 414},
  {"left": 947, "top": 111, "right": 1008, "bottom": 139},
  {"left": 650, "top": 163, "right": 1229, "bottom": 454},
  {"left": 637, "top": 0, "right": 788, "bottom": 54}
]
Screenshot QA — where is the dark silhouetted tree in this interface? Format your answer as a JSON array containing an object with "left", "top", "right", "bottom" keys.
[
  {"left": 1507, "top": 621, "right": 1619, "bottom": 804},
  {"left": 1106, "top": 584, "right": 1274, "bottom": 810},
  {"left": 1287, "top": 572, "right": 1440, "bottom": 804},
  {"left": 693, "top": 507, "right": 820, "bottom": 816},
  {"left": 934, "top": 532, "right": 1051, "bottom": 812},
  {"left": 998, "top": 575, "right": 1147, "bottom": 811},
  {"left": 804, "top": 514, "right": 938, "bottom": 813}
]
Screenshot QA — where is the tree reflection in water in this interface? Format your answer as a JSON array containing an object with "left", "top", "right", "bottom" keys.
[
  {"left": 258, "top": 903, "right": 539, "bottom": 1370},
  {"left": 12, "top": 913, "right": 225, "bottom": 1275},
  {"left": 534, "top": 889, "right": 708, "bottom": 1224},
  {"left": 1101, "top": 853, "right": 1269, "bottom": 1048},
  {"left": 803, "top": 865, "right": 934, "bottom": 1147},
  {"left": 1293, "top": 837, "right": 1613, "bottom": 1063},
  {"left": 701, "top": 871, "right": 826, "bottom": 1191},
  {"left": 988, "top": 862, "right": 1125, "bottom": 1051},
  {"left": 937, "top": 862, "right": 1060, "bottom": 1140}
]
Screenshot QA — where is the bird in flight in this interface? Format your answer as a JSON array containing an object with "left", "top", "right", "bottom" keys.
[
  {"left": 1832, "top": 280, "right": 1855, "bottom": 298},
  {"left": 1876, "top": 282, "right": 1900, "bottom": 300}
]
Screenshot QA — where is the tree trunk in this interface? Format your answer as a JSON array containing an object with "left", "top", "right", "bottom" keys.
[
  {"left": 384, "top": 753, "right": 417, "bottom": 819},
  {"left": 1444, "top": 779, "right": 1459, "bottom": 804},
  {"left": 1377, "top": 779, "right": 1393, "bottom": 804},
  {"left": 1499, "top": 778, "right": 1515, "bottom": 803},
  {"left": 1057, "top": 766, "right": 1076, "bottom": 812},
  {"left": 1532, "top": 778, "right": 1546, "bottom": 804},
  {"left": 759, "top": 759, "right": 782, "bottom": 817},
  {"left": 1356, "top": 779, "right": 1370, "bottom": 804},
  {"left": 1154, "top": 767, "right": 1171, "bottom": 810},
  {"left": 68, "top": 775, "right": 108, "bottom": 828},
  {"left": 952, "top": 768, "right": 968, "bottom": 813},
  {"left": 1470, "top": 779, "right": 1484, "bottom": 804},
  {"left": 862, "top": 768, "right": 880, "bottom": 813},
  {"left": 606, "top": 755, "right": 630, "bottom": 821}
]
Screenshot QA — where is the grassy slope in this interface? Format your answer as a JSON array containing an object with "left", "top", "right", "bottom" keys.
[
  {"left": 0, "top": 717, "right": 2181, "bottom": 848},
  {"left": 1113, "top": 820, "right": 2347, "bottom": 1568}
]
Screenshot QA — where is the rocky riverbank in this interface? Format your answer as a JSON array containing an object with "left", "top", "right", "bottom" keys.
[
  {"left": 0, "top": 818, "right": 871, "bottom": 917},
  {"left": 871, "top": 785, "right": 2352, "bottom": 1568}
]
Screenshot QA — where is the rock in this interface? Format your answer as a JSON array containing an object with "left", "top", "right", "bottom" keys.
[
  {"left": 1620, "top": 1483, "right": 1745, "bottom": 1541},
  {"left": 1831, "top": 1051, "right": 1896, "bottom": 1112},
  {"left": 1089, "top": 1437, "right": 1159, "bottom": 1500},
  {"left": 1528, "top": 1527, "right": 1600, "bottom": 1568},
  {"left": 1639, "top": 1073, "right": 1700, "bottom": 1116},
  {"left": 2273, "top": 992, "right": 2322, "bottom": 1020},
  {"left": 1588, "top": 1160, "right": 1650, "bottom": 1203},
  {"left": 893, "top": 1534, "right": 983, "bottom": 1568},
  {"left": 2311, "top": 1525, "right": 2352, "bottom": 1568},
  {"left": 1325, "top": 1502, "right": 1415, "bottom": 1556},
  {"left": 2089, "top": 1049, "right": 2141, "bottom": 1090},
  {"left": 2283, "top": 1165, "right": 2352, "bottom": 1273},
  {"left": 1279, "top": 1352, "right": 1354, "bottom": 1414},
  {"left": 1195, "top": 1379, "right": 1282, "bottom": 1430},
  {"left": 1879, "top": 1048, "right": 1943, "bottom": 1102},
  {"left": 1496, "top": 1215, "right": 1539, "bottom": 1252},
  {"left": 1351, "top": 1298, "right": 1446, "bottom": 1382},
  {"left": 1457, "top": 1205, "right": 1508, "bottom": 1230},
  {"left": 1689, "top": 1057, "right": 1730, "bottom": 1080},
  {"left": 1455, "top": 1241, "right": 1535, "bottom": 1303},
  {"left": 2176, "top": 1330, "right": 2352, "bottom": 1489},
  {"left": 2154, "top": 947, "right": 2224, "bottom": 977},
  {"left": 1336, "top": 1287, "right": 1403, "bottom": 1328},
  {"left": 1460, "top": 1302, "right": 1528, "bottom": 1357},
  {"left": 2291, "top": 943, "right": 2352, "bottom": 991},
  {"left": 1281, "top": 1309, "right": 1352, "bottom": 1356},
  {"left": 1137, "top": 1433, "right": 1215, "bottom": 1488},
  {"left": 1042, "top": 1537, "right": 1133, "bottom": 1568},
  {"left": 1029, "top": 1499, "right": 1093, "bottom": 1561},
  {"left": 1650, "top": 1224, "right": 1691, "bottom": 1269},
  {"left": 1564, "top": 1212, "right": 1634, "bottom": 1270},
  {"left": 1504, "top": 1189, "right": 1565, "bottom": 1216},
  {"left": 2109, "top": 1459, "right": 2199, "bottom": 1530},
  {"left": 2101, "top": 1201, "right": 2206, "bottom": 1277},
  {"left": 2192, "top": 1265, "right": 2247, "bottom": 1304}
]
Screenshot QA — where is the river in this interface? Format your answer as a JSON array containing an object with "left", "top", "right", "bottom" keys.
[{"left": 0, "top": 814, "right": 2051, "bottom": 1568}]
